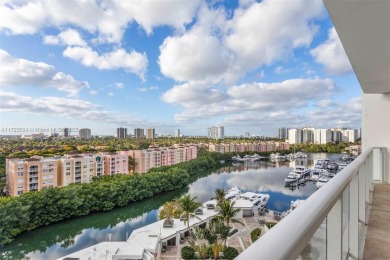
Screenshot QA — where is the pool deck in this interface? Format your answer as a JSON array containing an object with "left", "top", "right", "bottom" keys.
[
  {"left": 160, "top": 212, "right": 280, "bottom": 260},
  {"left": 363, "top": 184, "right": 390, "bottom": 260}
]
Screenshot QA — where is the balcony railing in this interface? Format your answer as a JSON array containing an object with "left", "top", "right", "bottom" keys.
[{"left": 236, "top": 147, "right": 386, "bottom": 260}]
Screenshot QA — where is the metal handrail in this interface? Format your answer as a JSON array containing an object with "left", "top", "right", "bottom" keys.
[{"left": 236, "top": 147, "right": 374, "bottom": 260}]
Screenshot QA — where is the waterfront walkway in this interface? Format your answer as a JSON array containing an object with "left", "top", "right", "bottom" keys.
[{"left": 363, "top": 184, "right": 390, "bottom": 260}]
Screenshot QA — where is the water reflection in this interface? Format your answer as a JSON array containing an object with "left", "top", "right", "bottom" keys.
[{"left": 0, "top": 153, "right": 341, "bottom": 260}]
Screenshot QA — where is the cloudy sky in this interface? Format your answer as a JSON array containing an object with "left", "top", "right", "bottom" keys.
[{"left": 0, "top": 0, "right": 361, "bottom": 137}]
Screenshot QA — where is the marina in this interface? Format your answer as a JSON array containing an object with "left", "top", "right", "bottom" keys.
[{"left": 0, "top": 153, "right": 342, "bottom": 259}]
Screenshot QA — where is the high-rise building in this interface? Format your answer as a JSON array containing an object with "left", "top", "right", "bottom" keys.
[
  {"left": 208, "top": 126, "right": 224, "bottom": 139},
  {"left": 63, "top": 128, "right": 69, "bottom": 137},
  {"left": 117, "top": 127, "right": 127, "bottom": 138},
  {"left": 245, "top": 132, "right": 250, "bottom": 137},
  {"left": 175, "top": 129, "right": 180, "bottom": 138},
  {"left": 288, "top": 128, "right": 302, "bottom": 144},
  {"left": 146, "top": 128, "right": 155, "bottom": 139},
  {"left": 314, "top": 129, "right": 332, "bottom": 144},
  {"left": 278, "top": 127, "right": 289, "bottom": 140},
  {"left": 79, "top": 128, "right": 91, "bottom": 139},
  {"left": 302, "top": 128, "right": 315, "bottom": 143},
  {"left": 341, "top": 129, "right": 358, "bottom": 143},
  {"left": 134, "top": 128, "right": 144, "bottom": 139}
]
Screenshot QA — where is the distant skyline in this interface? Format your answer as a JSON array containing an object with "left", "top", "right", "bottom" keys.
[{"left": 0, "top": 0, "right": 361, "bottom": 136}]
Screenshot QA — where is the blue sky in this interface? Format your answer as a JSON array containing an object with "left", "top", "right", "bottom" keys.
[{"left": 0, "top": 0, "right": 361, "bottom": 137}]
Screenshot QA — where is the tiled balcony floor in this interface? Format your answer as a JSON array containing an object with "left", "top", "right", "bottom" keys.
[{"left": 363, "top": 184, "right": 390, "bottom": 260}]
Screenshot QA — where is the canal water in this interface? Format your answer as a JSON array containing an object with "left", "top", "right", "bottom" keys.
[{"left": 0, "top": 153, "right": 342, "bottom": 259}]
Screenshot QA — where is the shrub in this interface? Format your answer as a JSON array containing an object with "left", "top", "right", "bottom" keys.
[
  {"left": 205, "top": 247, "right": 213, "bottom": 259},
  {"left": 223, "top": 246, "right": 239, "bottom": 260},
  {"left": 250, "top": 228, "right": 261, "bottom": 242},
  {"left": 265, "top": 222, "right": 277, "bottom": 229},
  {"left": 181, "top": 246, "right": 195, "bottom": 260}
]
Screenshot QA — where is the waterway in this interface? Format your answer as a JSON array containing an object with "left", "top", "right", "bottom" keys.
[{"left": 0, "top": 153, "right": 342, "bottom": 260}]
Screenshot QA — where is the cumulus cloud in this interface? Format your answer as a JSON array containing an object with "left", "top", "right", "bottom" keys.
[
  {"left": 307, "top": 97, "right": 361, "bottom": 128},
  {"left": 0, "top": 49, "right": 88, "bottom": 96},
  {"left": 310, "top": 27, "right": 353, "bottom": 75},
  {"left": 137, "top": 86, "right": 158, "bottom": 92},
  {"left": 159, "top": 0, "right": 323, "bottom": 84},
  {"left": 43, "top": 29, "right": 87, "bottom": 46},
  {"left": 115, "top": 82, "right": 124, "bottom": 89},
  {"left": 63, "top": 47, "right": 148, "bottom": 79},
  {"left": 161, "top": 82, "right": 228, "bottom": 108},
  {"left": 0, "top": 0, "right": 201, "bottom": 42},
  {"left": 0, "top": 91, "right": 148, "bottom": 126},
  {"left": 164, "top": 78, "right": 337, "bottom": 123}
]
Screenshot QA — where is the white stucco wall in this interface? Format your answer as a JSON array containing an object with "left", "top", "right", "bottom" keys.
[{"left": 362, "top": 93, "right": 390, "bottom": 182}]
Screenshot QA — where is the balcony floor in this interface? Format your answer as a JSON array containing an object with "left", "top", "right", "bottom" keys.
[{"left": 363, "top": 184, "right": 390, "bottom": 260}]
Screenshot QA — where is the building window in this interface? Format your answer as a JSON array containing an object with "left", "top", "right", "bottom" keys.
[
  {"left": 17, "top": 178, "right": 24, "bottom": 183},
  {"left": 17, "top": 185, "right": 23, "bottom": 189},
  {"left": 17, "top": 190, "right": 23, "bottom": 195},
  {"left": 18, "top": 172, "right": 24, "bottom": 176},
  {"left": 66, "top": 162, "right": 70, "bottom": 165},
  {"left": 17, "top": 166, "right": 24, "bottom": 170}
]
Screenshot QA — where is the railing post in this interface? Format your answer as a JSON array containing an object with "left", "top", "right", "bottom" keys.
[
  {"left": 349, "top": 175, "right": 359, "bottom": 259},
  {"left": 327, "top": 198, "right": 342, "bottom": 259}
]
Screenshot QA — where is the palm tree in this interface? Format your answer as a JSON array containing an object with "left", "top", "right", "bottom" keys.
[
  {"left": 216, "top": 200, "right": 245, "bottom": 227},
  {"left": 214, "top": 188, "right": 226, "bottom": 203},
  {"left": 176, "top": 194, "right": 202, "bottom": 238}
]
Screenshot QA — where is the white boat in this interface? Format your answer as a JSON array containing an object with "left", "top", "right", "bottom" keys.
[
  {"left": 310, "top": 169, "right": 328, "bottom": 181},
  {"left": 224, "top": 186, "right": 241, "bottom": 200},
  {"left": 270, "top": 153, "right": 287, "bottom": 162},
  {"left": 310, "top": 171, "right": 321, "bottom": 182},
  {"left": 240, "top": 192, "right": 270, "bottom": 208},
  {"left": 314, "top": 158, "right": 330, "bottom": 169},
  {"left": 293, "top": 166, "right": 311, "bottom": 179},
  {"left": 284, "top": 172, "right": 300, "bottom": 186},
  {"left": 316, "top": 176, "right": 332, "bottom": 189},
  {"left": 232, "top": 155, "right": 245, "bottom": 162}
]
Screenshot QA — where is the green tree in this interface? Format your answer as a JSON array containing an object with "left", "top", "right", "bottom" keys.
[
  {"left": 214, "top": 188, "right": 226, "bottom": 204},
  {"left": 216, "top": 200, "right": 244, "bottom": 227},
  {"left": 176, "top": 194, "right": 201, "bottom": 238}
]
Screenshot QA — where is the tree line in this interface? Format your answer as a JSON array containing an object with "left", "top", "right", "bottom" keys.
[{"left": 0, "top": 151, "right": 227, "bottom": 246}]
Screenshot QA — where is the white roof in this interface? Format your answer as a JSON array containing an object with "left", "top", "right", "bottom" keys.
[
  {"left": 232, "top": 199, "right": 253, "bottom": 209},
  {"left": 128, "top": 207, "right": 218, "bottom": 243},
  {"left": 57, "top": 242, "right": 144, "bottom": 260}
]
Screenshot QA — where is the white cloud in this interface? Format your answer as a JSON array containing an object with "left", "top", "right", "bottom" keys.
[
  {"left": 159, "top": 26, "right": 233, "bottom": 83},
  {"left": 161, "top": 82, "right": 228, "bottom": 108},
  {"left": 307, "top": 97, "right": 361, "bottom": 128},
  {"left": 115, "top": 82, "right": 124, "bottom": 89},
  {"left": 0, "top": 91, "right": 149, "bottom": 126},
  {"left": 63, "top": 46, "right": 148, "bottom": 80},
  {"left": 43, "top": 29, "right": 87, "bottom": 46},
  {"left": 310, "top": 27, "right": 353, "bottom": 75},
  {"left": 89, "top": 90, "right": 98, "bottom": 96},
  {"left": 108, "top": 92, "right": 114, "bottom": 96},
  {"left": 158, "top": 0, "right": 323, "bottom": 85},
  {"left": 163, "top": 78, "right": 337, "bottom": 123},
  {"left": 0, "top": 49, "right": 88, "bottom": 96},
  {"left": 137, "top": 86, "right": 158, "bottom": 92},
  {"left": 0, "top": 0, "right": 201, "bottom": 42}
]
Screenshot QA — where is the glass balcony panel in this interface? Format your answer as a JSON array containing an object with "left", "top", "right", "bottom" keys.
[{"left": 299, "top": 218, "right": 326, "bottom": 260}]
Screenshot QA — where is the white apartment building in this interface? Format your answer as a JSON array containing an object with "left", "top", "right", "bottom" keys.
[
  {"left": 288, "top": 129, "right": 302, "bottom": 144},
  {"left": 314, "top": 129, "right": 332, "bottom": 144},
  {"left": 79, "top": 128, "right": 91, "bottom": 139},
  {"left": 208, "top": 126, "right": 224, "bottom": 139}
]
